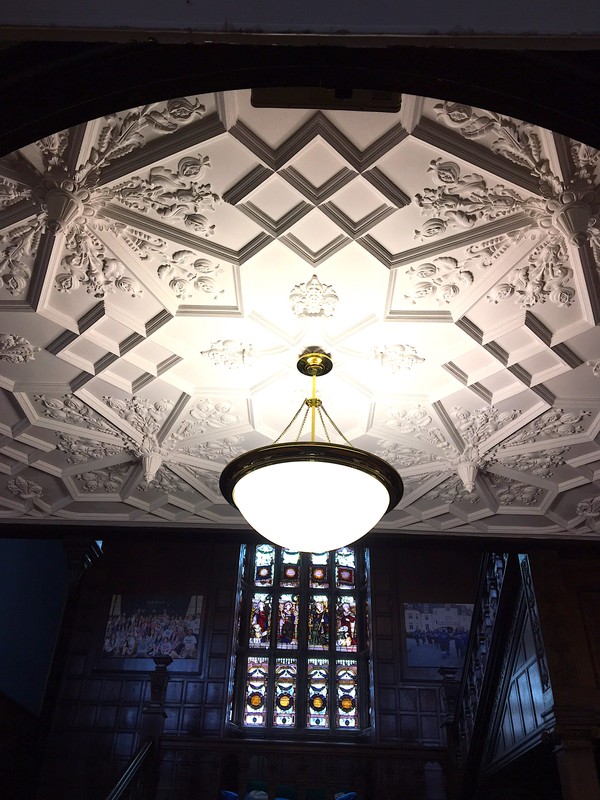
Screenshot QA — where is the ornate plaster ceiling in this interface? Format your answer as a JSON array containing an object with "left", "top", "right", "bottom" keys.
[{"left": 1, "top": 90, "right": 600, "bottom": 539}]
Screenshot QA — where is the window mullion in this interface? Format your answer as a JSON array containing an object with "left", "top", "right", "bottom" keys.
[
  {"left": 269, "top": 550, "right": 281, "bottom": 729},
  {"left": 296, "top": 552, "right": 310, "bottom": 730}
]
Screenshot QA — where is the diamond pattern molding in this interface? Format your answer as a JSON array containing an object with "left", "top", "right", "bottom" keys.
[{"left": 0, "top": 89, "right": 599, "bottom": 538}]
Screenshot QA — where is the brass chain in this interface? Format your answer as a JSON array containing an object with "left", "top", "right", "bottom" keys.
[
  {"left": 273, "top": 401, "right": 310, "bottom": 444},
  {"left": 320, "top": 405, "right": 354, "bottom": 447}
]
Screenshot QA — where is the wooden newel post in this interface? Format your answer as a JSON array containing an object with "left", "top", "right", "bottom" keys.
[{"left": 140, "top": 656, "right": 173, "bottom": 797}]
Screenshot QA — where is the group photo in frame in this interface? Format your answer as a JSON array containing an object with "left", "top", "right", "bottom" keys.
[{"left": 101, "top": 593, "right": 203, "bottom": 663}]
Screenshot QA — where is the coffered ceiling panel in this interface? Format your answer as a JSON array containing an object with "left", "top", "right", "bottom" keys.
[{"left": 1, "top": 89, "right": 600, "bottom": 539}]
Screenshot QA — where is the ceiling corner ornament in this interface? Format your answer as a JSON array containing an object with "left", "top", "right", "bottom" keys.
[
  {"left": 374, "top": 343, "right": 425, "bottom": 371},
  {"left": 427, "top": 475, "right": 480, "bottom": 505},
  {"left": 139, "top": 467, "right": 195, "bottom": 494},
  {"left": 7, "top": 476, "right": 43, "bottom": 501},
  {"left": 492, "top": 477, "right": 543, "bottom": 507},
  {"left": 112, "top": 156, "right": 220, "bottom": 236},
  {"left": 414, "top": 159, "right": 524, "bottom": 240},
  {"left": 182, "top": 435, "right": 245, "bottom": 462},
  {"left": 404, "top": 255, "right": 484, "bottom": 306},
  {"left": 548, "top": 189, "right": 596, "bottom": 248},
  {"left": 506, "top": 409, "right": 591, "bottom": 446},
  {"left": 56, "top": 433, "right": 126, "bottom": 463},
  {"left": 487, "top": 238, "right": 574, "bottom": 308},
  {"left": 410, "top": 154, "right": 579, "bottom": 306},
  {"left": 140, "top": 452, "right": 163, "bottom": 483},
  {"left": 0, "top": 176, "right": 32, "bottom": 211},
  {"left": 376, "top": 440, "right": 440, "bottom": 468},
  {"left": 385, "top": 405, "right": 452, "bottom": 452},
  {"left": 219, "top": 347, "right": 403, "bottom": 551},
  {"left": 577, "top": 496, "right": 600, "bottom": 531},
  {"left": 455, "top": 446, "right": 484, "bottom": 493},
  {"left": 74, "top": 464, "right": 130, "bottom": 493},
  {"left": 587, "top": 359, "right": 600, "bottom": 377},
  {"left": 200, "top": 341, "right": 255, "bottom": 369},
  {"left": 0, "top": 97, "right": 215, "bottom": 299},
  {"left": 173, "top": 399, "right": 240, "bottom": 438},
  {"left": 434, "top": 102, "right": 563, "bottom": 195},
  {"left": 0, "top": 333, "right": 40, "bottom": 363},
  {"left": 491, "top": 447, "right": 569, "bottom": 477},
  {"left": 34, "top": 394, "right": 119, "bottom": 434},
  {"left": 432, "top": 101, "right": 600, "bottom": 298},
  {"left": 158, "top": 252, "right": 224, "bottom": 300},
  {"left": 451, "top": 407, "right": 519, "bottom": 454},
  {"left": 289, "top": 274, "right": 339, "bottom": 317}
]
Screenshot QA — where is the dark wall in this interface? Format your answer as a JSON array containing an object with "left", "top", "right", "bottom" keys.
[
  {"left": 477, "top": 745, "right": 561, "bottom": 800},
  {"left": 1, "top": 43, "right": 600, "bottom": 160},
  {"left": 370, "top": 542, "right": 480, "bottom": 744},
  {"left": 0, "top": 538, "right": 69, "bottom": 714},
  {"left": 37, "top": 538, "right": 239, "bottom": 799},
  {"left": 36, "top": 538, "right": 481, "bottom": 799},
  {"left": 0, "top": 539, "right": 69, "bottom": 800}
]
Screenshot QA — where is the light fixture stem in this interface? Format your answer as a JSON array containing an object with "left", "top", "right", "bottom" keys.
[{"left": 311, "top": 370, "right": 317, "bottom": 441}]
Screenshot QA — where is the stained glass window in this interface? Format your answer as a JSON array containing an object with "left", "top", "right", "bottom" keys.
[
  {"left": 274, "top": 659, "right": 297, "bottom": 727},
  {"left": 308, "top": 595, "right": 329, "bottom": 650},
  {"left": 310, "top": 551, "right": 330, "bottom": 588},
  {"left": 277, "top": 594, "right": 299, "bottom": 648},
  {"left": 335, "top": 596, "right": 357, "bottom": 652},
  {"left": 244, "top": 657, "right": 269, "bottom": 726},
  {"left": 281, "top": 550, "right": 300, "bottom": 587},
  {"left": 307, "top": 658, "right": 329, "bottom": 728},
  {"left": 249, "top": 592, "right": 271, "bottom": 648},
  {"left": 255, "top": 544, "right": 275, "bottom": 586},
  {"left": 335, "top": 661, "right": 358, "bottom": 728},
  {"left": 232, "top": 545, "right": 371, "bottom": 734},
  {"left": 335, "top": 547, "right": 356, "bottom": 588}
]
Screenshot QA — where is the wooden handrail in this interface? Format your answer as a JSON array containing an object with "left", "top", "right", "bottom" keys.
[{"left": 105, "top": 737, "right": 155, "bottom": 800}]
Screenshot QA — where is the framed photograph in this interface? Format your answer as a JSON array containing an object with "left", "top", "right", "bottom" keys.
[
  {"left": 97, "top": 593, "right": 203, "bottom": 672},
  {"left": 403, "top": 602, "right": 473, "bottom": 676}
]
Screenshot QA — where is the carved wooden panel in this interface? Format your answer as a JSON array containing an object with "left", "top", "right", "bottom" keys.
[
  {"left": 491, "top": 610, "right": 548, "bottom": 764},
  {"left": 579, "top": 590, "right": 600, "bottom": 686},
  {"left": 38, "top": 540, "right": 239, "bottom": 799},
  {"left": 371, "top": 543, "right": 479, "bottom": 747}
]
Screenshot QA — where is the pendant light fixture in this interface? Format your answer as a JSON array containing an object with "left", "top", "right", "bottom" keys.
[{"left": 219, "top": 347, "right": 403, "bottom": 551}]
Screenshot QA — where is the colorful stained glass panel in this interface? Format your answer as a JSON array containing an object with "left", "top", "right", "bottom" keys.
[
  {"left": 274, "top": 659, "right": 297, "bottom": 727},
  {"left": 336, "top": 596, "right": 357, "bottom": 651},
  {"left": 281, "top": 550, "right": 300, "bottom": 587},
  {"left": 335, "top": 661, "right": 358, "bottom": 728},
  {"left": 307, "top": 658, "right": 329, "bottom": 728},
  {"left": 244, "top": 657, "right": 269, "bottom": 726},
  {"left": 249, "top": 592, "right": 271, "bottom": 648},
  {"left": 335, "top": 547, "right": 356, "bottom": 588},
  {"left": 277, "top": 593, "right": 299, "bottom": 649},
  {"left": 254, "top": 544, "right": 275, "bottom": 586},
  {"left": 308, "top": 594, "right": 329, "bottom": 650},
  {"left": 310, "top": 551, "right": 329, "bottom": 588}
]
